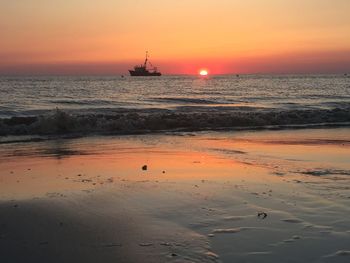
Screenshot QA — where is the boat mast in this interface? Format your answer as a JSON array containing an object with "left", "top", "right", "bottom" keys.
[{"left": 144, "top": 51, "right": 149, "bottom": 68}]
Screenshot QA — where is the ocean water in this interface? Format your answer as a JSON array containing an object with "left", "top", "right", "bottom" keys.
[{"left": 0, "top": 74, "right": 349, "bottom": 136}]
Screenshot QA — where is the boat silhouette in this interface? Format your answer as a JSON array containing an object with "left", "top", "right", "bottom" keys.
[{"left": 129, "top": 51, "right": 161, "bottom": 76}]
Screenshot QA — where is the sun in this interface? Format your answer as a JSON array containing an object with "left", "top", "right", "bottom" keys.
[{"left": 199, "top": 69, "right": 208, "bottom": 76}]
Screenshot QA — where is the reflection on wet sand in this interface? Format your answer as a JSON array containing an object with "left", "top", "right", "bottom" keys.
[{"left": 0, "top": 128, "right": 349, "bottom": 262}]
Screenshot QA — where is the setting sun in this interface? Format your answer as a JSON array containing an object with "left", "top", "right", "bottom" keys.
[{"left": 199, "top": 70, "right": 208, "bottom": 76}]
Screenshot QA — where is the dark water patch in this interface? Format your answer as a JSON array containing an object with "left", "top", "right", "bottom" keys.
[
  {"left": 50, "top": 99, "right": 117, "bottom": 106},
  {"left": 3, "top": 116, "right": 38, "bottom": 126},
  {"left": 210, "top": 148, "right": 246, "bottom": 155},
  {"left": 257, "top": 139, "right": 350, "bottom": 146},
  {"left": 0, "top": 143, "right": 90, "bottom": 159},
  {"left": 148, "top": 97, "right": 221, "bottom": 104},
  {"left": 38, "top": 148, "right": 89, "bottom": 158},
  {"left": 174, "top": 105, "right": 269, "bottom": 112},
  {"left": 0, "top": 137, "right": 46, "bottom": 145},
  {"left": 299, "top": 169, "right": 350, "bottom": 177}
]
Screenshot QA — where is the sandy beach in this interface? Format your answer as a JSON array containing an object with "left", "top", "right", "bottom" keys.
[{"left": 1, "top": 128, "right": 349, "bottom": 262}]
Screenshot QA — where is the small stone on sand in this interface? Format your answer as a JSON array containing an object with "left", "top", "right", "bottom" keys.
[{"left": 257, "top": 212, "right": 267, "bottom": 219}]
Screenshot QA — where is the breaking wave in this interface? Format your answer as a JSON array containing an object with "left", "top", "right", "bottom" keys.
[{"left": 0, "top": 106, "right": 349, "bottom": 137}]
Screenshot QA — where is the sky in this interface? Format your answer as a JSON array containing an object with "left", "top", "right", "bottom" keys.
[{"left": 1, "top": 0, "right": 350, "bottom": 75}]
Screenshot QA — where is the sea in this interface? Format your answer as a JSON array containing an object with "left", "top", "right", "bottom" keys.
[{"left": 0, "top": 74, "right": 349, "bottom": 138}]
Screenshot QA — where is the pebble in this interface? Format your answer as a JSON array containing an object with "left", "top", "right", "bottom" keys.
[{"left": 257, "top": 212, "right": 267, "bottom": 219}]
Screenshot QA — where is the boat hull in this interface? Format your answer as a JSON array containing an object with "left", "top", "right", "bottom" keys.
[{"left": 129, "top": 70, "right": 161, "bottom": 76}]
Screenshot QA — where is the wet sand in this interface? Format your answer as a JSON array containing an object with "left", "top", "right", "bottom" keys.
[{"left": 0, "top": 128, "right": 350, "bottom": 263}]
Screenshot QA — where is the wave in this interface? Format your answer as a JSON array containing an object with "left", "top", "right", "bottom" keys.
[
  {"left": 148, "top": 97, "right": 225, "bottom": 104},
  {"left": 0, "top": 107, "right": 349, "bottom": 137},
  {"left": 50, "top": 99, "right": 117, "bottom": 106}
]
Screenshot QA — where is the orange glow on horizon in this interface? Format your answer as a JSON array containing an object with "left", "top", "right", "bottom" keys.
[
  {"left": 0, "top": 0, "right": 349, "bottom": 74},
  {"left": 199, "top": 69, "right": 208, "bottom": 76}
]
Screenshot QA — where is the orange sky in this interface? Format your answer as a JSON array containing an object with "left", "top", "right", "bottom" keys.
[{"left": 1, "top": 0, "right": 350, "bottom": 74}]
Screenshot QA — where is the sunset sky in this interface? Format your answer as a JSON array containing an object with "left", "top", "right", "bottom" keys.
[{"left": 1, "top": 0, "right": 350, "bottom": 75}]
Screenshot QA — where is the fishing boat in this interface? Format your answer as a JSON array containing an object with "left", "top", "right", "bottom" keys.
[{"left": 129, "top": 51, "right": 161, "bottom": 76}]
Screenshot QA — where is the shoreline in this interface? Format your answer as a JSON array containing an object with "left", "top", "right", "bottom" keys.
[
  {"left": 1, "top": 120, "right": 350, "bottom": 146},
  {"left": 1, "top": 128, "right": 349, "bottom": 262}
]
